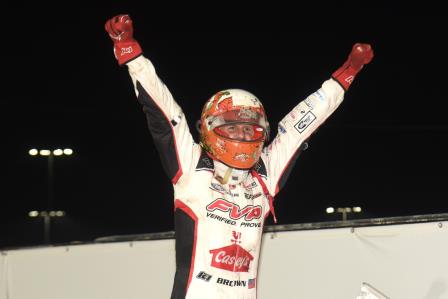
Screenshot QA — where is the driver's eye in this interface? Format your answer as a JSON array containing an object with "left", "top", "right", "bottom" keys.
[
  {"left": 227, "top": 126, "right": 236, "bottom": 132},
  {"left": 243, "top": 127, "right": 252, "bottom": 133}
]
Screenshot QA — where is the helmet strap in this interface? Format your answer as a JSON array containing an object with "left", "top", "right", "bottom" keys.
[{"left": 214, "top": 160, "right": 249, "bottom": 185}]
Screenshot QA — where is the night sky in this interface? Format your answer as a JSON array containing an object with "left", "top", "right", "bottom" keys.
[{"left": 2, "top": 4, "right": 447, "bottom": 248}]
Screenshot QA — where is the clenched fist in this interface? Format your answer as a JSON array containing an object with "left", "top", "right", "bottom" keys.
[
  {"left": 105, "top": 14, "right": 142, "bottom": 65},
  {"left": 332, "top": 43, "right": 374, "bottom": 90},
  {"left": 348, "top": 43, "right": 374, "bottom": 72}
]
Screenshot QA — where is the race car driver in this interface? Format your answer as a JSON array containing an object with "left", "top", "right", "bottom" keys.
[{"left": 105, "top": 14, "right": 374, "bottom": 299}]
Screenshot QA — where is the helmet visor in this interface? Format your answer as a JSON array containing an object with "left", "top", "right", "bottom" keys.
[
  {"left": 207, "top": 108, "right": 267, "bottom": 142},
  {"left": 206, "top": 107, "right": 268, "bottom": 131},
  {"left": 214, "top": 123, "right": 265, "bottom": 142}
]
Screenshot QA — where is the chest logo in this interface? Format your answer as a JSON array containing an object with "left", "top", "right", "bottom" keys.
[
  {"left": 209, "top": 231, "right": 254, "bottom": 272},
  {"left": 206, "top": 199, "right": 262, "bottom": 221}
]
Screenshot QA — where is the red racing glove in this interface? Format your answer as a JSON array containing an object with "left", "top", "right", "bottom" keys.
[
  {"left": 105, "top": 14, "right": 142, "bottom": 65},
  {"left": 332, "top": 43, "right": 374, "bottom": 90}
]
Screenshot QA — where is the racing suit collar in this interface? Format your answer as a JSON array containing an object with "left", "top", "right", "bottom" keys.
[{"left": 213, "top": 160, "right": 249, "bottom": 185}]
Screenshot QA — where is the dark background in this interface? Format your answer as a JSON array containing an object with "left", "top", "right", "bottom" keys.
[{"left": 2, "top": 4, "right": 447, "bottom": 248}]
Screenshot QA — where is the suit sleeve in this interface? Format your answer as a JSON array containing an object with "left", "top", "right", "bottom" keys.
[
  {"left": 261, "top": 78, "right": 345, "bottom": 196},
  {"left": 126, "top": 55, "right": 199, "bottom": 184}
]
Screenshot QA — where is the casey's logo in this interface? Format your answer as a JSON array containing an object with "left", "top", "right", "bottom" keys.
[
  {"left": 209, "top": 231, "right": 254, "bottom": 272},
  {"left": 206, "top": 199, "right": 262, "bottom": 221}
]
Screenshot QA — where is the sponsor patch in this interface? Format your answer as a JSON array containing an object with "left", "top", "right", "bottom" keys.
[
  {"left": 244, "top": 182, "right": 257, "bottom": 189},
  {"left": 206, "top": 199, "right": 262, "bottom": 221},
  {"left": 294, "top": 111, "right": 316, "bottom": 133},
  {"left": 210, "top": 183, "right": 226, "bottom": 193},
  {"left": 244, "top": 192, "right": 262, "bottom": 200},
  {"left": 304, "top": 98, "right": 315, "bottom": 109},
  {"left": 209, "top": 232, "right": 254, "bottom": 272},
  {"left": 196, "top": 271, "right": 212, "bottom": 282}
]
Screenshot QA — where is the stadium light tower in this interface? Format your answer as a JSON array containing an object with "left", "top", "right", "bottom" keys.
[
  {"left": 326, "top": 206, "right": 362, "bottom": 221},
  {"left": 28, "top": 148, "right": 73, "bottom": 243}
]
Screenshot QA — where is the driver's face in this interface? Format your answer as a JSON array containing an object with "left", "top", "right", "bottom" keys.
[{"left": 219, "top": 124, "right": 255, "bottom": 141}]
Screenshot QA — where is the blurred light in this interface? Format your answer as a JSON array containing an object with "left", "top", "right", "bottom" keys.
[
  {"left": 53, "top": 149, "right": 63, "bottom": 156},
  {"left": 345, "top": 207, "right": 352, "bottom": 212},
  {"left": 63, "top": 148, "right": 73, "bottom": 155},
  {"left": 353, "top": 207, "right": 362, "bottom": 213},
  {"left": 39, "top": 150, "right": 51, "bottom": 156},
  {"left": 29, "top": 149, "right": 38, "bottom": 156},
  {"left": 326, "top": 207, "right": 335, "bottom": 214},
  {"left": 28, "top": 211, "right": 39, "bottom": 217},
  {"left": 28, "top": 210, "right": 66, "bottom": 218},
  {"left": 55, "top": 211, "right": 65, "bottom": 217}
]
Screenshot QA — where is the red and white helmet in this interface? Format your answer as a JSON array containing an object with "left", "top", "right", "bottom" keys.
[{"left": 200, "top": 89, "right": 269, "bottom": 169}]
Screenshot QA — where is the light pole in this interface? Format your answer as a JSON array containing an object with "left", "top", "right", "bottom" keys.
[
  {"left": 28, "top": 210, "right": 66, "bottom": 243},
  {"left": 29, "top": 148, "right": 73, "bottom": 243},
  {"left": 326, "top": 206, "right": 362, "bottom": 221}
]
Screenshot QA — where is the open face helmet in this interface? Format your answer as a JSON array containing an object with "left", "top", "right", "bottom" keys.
[{"left": 200, "top": 89, "right": 269, "bottom": 169}]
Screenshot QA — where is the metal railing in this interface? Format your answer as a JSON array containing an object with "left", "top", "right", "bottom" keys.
[{"left": 94, "top": 213, "right": 448, "bottom": 243}]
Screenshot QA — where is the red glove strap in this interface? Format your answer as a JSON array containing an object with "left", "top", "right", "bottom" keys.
[
  {"left": 331, "top": 62, "right": 359, "bottom": 91},
  {"left": 113, "top": 41, "right": 142, "bottom": 65}
]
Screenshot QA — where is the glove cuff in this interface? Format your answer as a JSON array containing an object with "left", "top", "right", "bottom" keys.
[
  {"left": 113, "top": 40, "right": 143, "bottom": 65},
  {"left": 331, "top": 62, "right": 361, "bottom": 91}
]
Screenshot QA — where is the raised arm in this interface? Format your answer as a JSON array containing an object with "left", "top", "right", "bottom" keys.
[
  {"left": 105, "top": 15, "right": 199, "bottom": 184},
  {"left": 262, "top": 43, "right": 374, "bottom": 196}
]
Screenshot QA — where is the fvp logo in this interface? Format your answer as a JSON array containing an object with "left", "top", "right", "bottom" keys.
[{"left": 206, "top": 199, "right": 262, "bottom": 221}]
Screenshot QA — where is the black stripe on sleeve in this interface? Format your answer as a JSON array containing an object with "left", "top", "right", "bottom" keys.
[
  {"left": 277, "top": 141, "right": 309, "bottom": 192},
  {"left": 136, "top": 82, "right": 180, "bottom": 180}
]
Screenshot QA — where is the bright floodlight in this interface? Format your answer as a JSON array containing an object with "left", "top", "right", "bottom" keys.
[
  {"left": 353, "top": 207, "right": 362, "bottom": 213},
  {"left": 63, "top": 148, "right": 73, "bottom": 155},
  {"left": 53, "top": 149, "right": 63, "bottom": 156},
  {"left": 29, "top": 149, "right": 38, "bottom": 156},
  {"left": 55, "top": 211, "right": 65, "bottom": 217},
  {"left": 326, "top": 207, "right": 335, "bottom": 214},
  {"left": 28, "top": 211, "right": 39, "bottom": 217},
  {"left": 39, "top": 149, "right": 51, "bottom": 156}
]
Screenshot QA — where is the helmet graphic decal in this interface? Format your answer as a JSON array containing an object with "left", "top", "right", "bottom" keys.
[
  {"left": 234, "top": 153, "right": 250, "bottom": 162},
  {"left": 200, "top": 89, "right": 269, "bottom": 169}
]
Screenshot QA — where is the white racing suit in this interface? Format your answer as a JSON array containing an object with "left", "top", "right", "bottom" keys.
[{"left": 126, "top": 55, "right": 345, "bottom": 299}]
